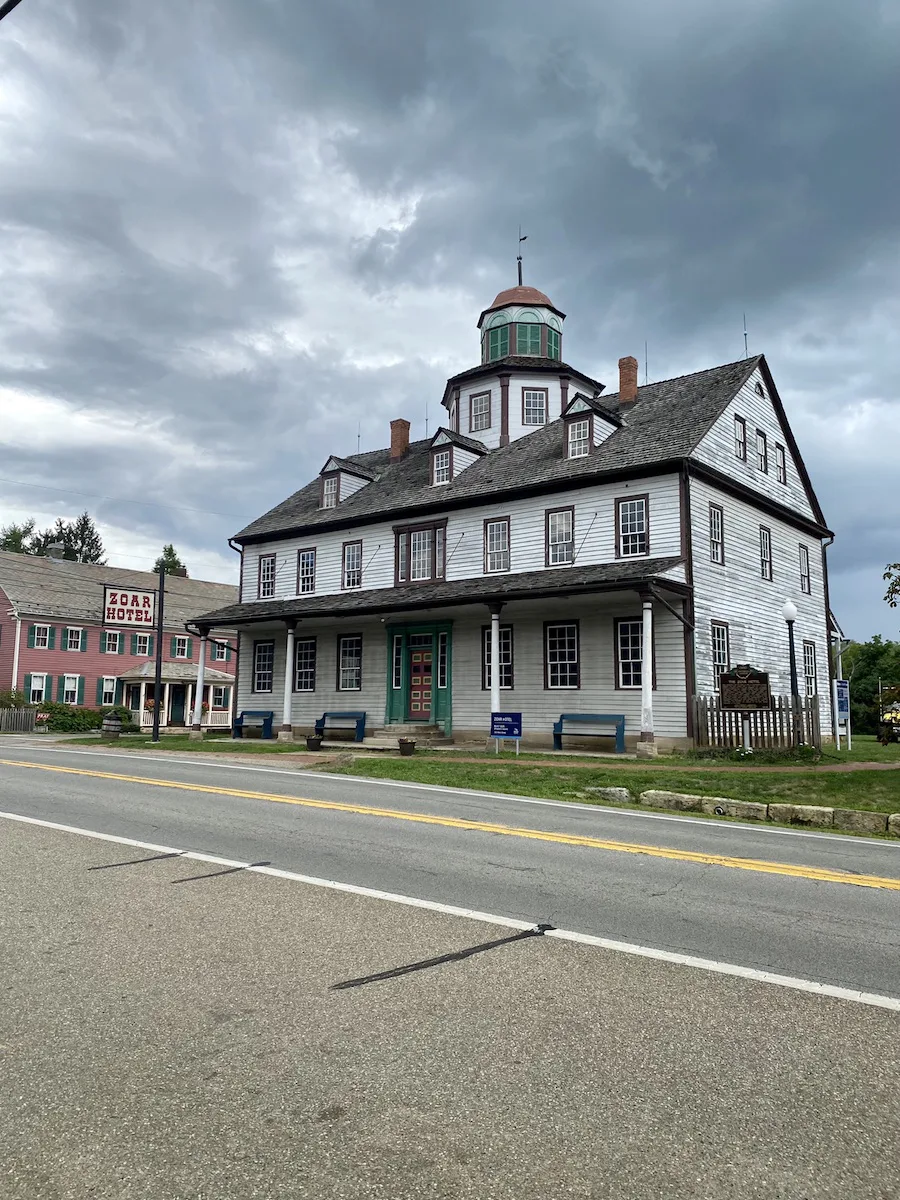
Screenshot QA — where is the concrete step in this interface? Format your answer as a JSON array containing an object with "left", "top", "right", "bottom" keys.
[{"left": 372, "top": 724, "right": 441, "bottom": 737}]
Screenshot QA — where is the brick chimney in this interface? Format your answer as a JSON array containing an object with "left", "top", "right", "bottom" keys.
[
  {"left": 618, "top": 356, "right": 639, "bottom": 406},
  {"left": 390, "top": 418, "right": 410, "bottom": 461}
]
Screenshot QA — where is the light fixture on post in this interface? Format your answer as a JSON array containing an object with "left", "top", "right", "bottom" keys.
[{"left": 781, "top": 599, "right": 804, "bottom": 746}]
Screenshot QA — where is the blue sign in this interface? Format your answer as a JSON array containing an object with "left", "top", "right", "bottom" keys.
[
  {"left": 835, "top": 680, "right": 851, "bottom": 722},
  {"left": 491, "top": 711, "right": 522, "bottom": 739}
]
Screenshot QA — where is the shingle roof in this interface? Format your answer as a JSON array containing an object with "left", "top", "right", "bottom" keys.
[
  {"left": 117, "top": 662, "right": 235, "bottom": 682},
  {"left": 432, "top": 428, "right": 488, "bottom": 455},
  {"left": 194, "top": 557, "right": 685, "bottom": 627},
  {"left": 444, "top": 356, "right": 604, "bottom": 395},
  {"left": 0, "top": 550, "right": 238, "bottom": 627},
  {"left": 322, "top": 455, "right": 377, "bottom": 480},
  {"left": 235, "top": 357, "right": 763, "bottom": 543}
]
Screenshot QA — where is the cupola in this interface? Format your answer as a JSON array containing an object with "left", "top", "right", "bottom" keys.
[{"left": 477, "top": 283, "right": 565, "bottom": 364}]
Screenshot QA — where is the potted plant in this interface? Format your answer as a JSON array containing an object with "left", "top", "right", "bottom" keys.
[
  {"left": 398, "top": 736, "right": 417, "bottom": 757},
  {"left": 306, "top": 733, "right": 324, "bottom": 751}
]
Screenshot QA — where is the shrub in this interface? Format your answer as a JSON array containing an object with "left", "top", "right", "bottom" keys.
[
  {"left": 0, "top": 689, "right": 31, "bottom": 709},
  {"left": 674, "top": 744, "right": 822, "bottom": 766},
  {"left": 35, "top": 703, "right": 136, "bottom": 733}
]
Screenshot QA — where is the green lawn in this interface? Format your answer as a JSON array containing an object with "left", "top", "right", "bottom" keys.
[{"left": 67, "top": 734, "right": 310, "bottom": 754}]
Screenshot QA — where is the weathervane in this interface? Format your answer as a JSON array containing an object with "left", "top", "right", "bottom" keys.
[{"left": 517, "top": 227, "right": 527, "bottom": 286}]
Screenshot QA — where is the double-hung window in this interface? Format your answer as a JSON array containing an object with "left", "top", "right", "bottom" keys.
[
  {"left": 33, "top": 625, "right": 50, "bottom": 649},
  {"left": 103, "top": 630, "right": 121, "bottom": 654},
  {"left": 213, "top": 641, "right": 229, "bottom": 661},
  {"left": 709, "top": 503, "right": 724, "bottom": 564},
  {"left": 734, "top": 416, "right": 747, "bottom": 461},
  {"left": 545, "top": 622, "right": 579, "bottom": 689},
  {"left": 567, "top": 418, "right": 590, "bottom": 459},
  {"left": 101, "top": 677, "right": 116, "bottom": 706},
  {"left": 615, "top": 619, "right": 644, "bottom": 689},
  {"left": 775, "top": 443, "right": 787, "bottom": 485},
  {"left": 756, "top": 429, "right": 768, "bottom": 473},
  {"left": 546, "top": 507, "right": 574, "bottom": 566},
  {"left": 298, "top": 549, "right": 316, "bottom": 594},
  {"left": 395, "top": 523, "right": 445, "bottom": 583},
  {"left": 29, "top": 674, "right": 47, "bottom": 704},
  {"left": 66, "top": 627, "right": 83, "bottom": 651},
  {"left": 135, "top": 633, "right": 151, "bottom": 656},
  {"left": 482, "top": 625, "right": 513, "bottom": 690},
  {"left": 432, "top": 448, "right": 452, "bottom": 485},
  {"left": 522, "top": 389, "right": 547, "bottom": 426},
  {"left": 338, "top": 635, "right": 363, "bottom": 691},
  {"left": 252, "top": 641, "right": 275, "bottom": 692},
  {"left": 212, "top": 686, "right": 230, "bottom": 709},
  {"left": 294, "top": 637, "right": 317, "bottom": 692},
  {"left": 799, "top": 545, "right": 811, "bottom": 594},
  {"left": 174, "top": 636, "right": 189, "bottom": 659},
  {"left": 760, "top": 526, "right": 773, "bottom": 581},
  {"left": 516, "top": 323, "right": 541, "bottom": 355},
  {"left": 616, "top": 496, "right": 648, "bottom": 557},
  {"left": 63, "top": 675, "right": 79, "bottom": 705},
  {"left": 484, "top": 518, "right": 510, "bottom": 573},
  {"left": 711, "top": 622, "right": 730, "bottom": 688},
  {"left": 322, "top": 475, "right": 338, "bottom": 508},
  {"left": 258, "top": 554, "right": 276, "bottom": 599},
  {"left": 342, "top": 541, "right": 363, "bottom": 589},
  {"left": 803, "top": 642, "right": 818, "bottom": 696},
  {"left": 470, "top": 392, "right": 491, "bottom": 432}
]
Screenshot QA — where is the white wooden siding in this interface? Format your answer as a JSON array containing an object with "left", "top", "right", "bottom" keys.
[
  {"left": 689, "top": 477, "right": 831, "bottom": 734},
  {"left": 453, "top": 446, "right": 480, "bottom": 474},
  {"left": 692, "top": 366, "right": 817, "bottom": 520},
  {"left": 240, "top": 472, "right": 683, "bottom": 600},
  {"left": 458, "top": 370, "right": 602, "bottom": 450},
  {"left": 340, "top": 473, "right": 369, "bottom": 501}
]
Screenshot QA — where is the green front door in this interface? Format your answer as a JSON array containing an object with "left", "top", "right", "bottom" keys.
[
  {"left": 169, "top": 684, "right": 186, "bottom": 726},
  {"left": 385, "top": 622, "right": 452, "bottom": 732}
]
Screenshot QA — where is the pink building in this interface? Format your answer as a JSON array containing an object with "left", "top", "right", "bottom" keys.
[{"left": 0, "top": 549, "right": 238, "bottom": 731}]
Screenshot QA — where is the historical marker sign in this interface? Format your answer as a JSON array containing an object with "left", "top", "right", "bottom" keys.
[
  {"left": 102, "top": 585, "right": 157, "bottom": 627},
  {"left": 491, "top": 712, "right": 523, "bottom": 739},
  {"left": 719, "top": 664, "right": 772, "bottom": 712}
]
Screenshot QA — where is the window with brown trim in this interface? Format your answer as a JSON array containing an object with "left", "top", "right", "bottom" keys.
[
  {"left": 756, "top": 429, "right": 768, "bottom": 473},
  {"left": 759, "top": 526, "right": 773, "bottom": 580},
  {"left": 469, "top": 391, "right": 491, "bottom": 432},
  {"left": 616, "top": 495, "right": 649, "bottom": 557},
  {"left": 342, "top": 540, "right": 362, "bottom": 590},
  {"left": 615, "top": 618, "right": 644, "bottom": 689},
  {"left": 522, "top": 387, "right": 548, "bottom": 426},
  {"left": 337, "top": 634, "right": 363, "bottom": 691},
  {"left": 431, "top": 447, "right": 452, "bottom": 485},
  {"left": 799, "top": 544, "right": 811, "bottom": 594},
  {"left": 294, "top": 637, "right": 317, "bottom": 692},
  {"left": 252, "top": 640, "right": 275, "bottom": 692},
  {"left": 395, "top": 521, "right": 446, "bottom": 584},
  {"left": 297, "top": 548, "right": 316, "bottom": 595},
  {"left": 711, "top": 621, "right": 730, "bottom": 688},
  {"left": 258, "top": 553, "right": 276, "bottom": 599},
  {"left": 775, "top": 443, "right": 787, "bottom": 485},
  {"left": 484, "top": 517, "right": 510, "bottom": 573},
  {"left": 544, "top": 621, "right": 580, "bottom": 689},
  {"left": 566, "top": 416, "right": 591, "bottom": 458},
  {"left": 545, "top": 507, "right": 574, "bottom": 566},
  {"left": 482, "top": 625, "right": 513, "bottom": 690},
  {"left": 709, "top": 503, "right": 724, "bottom": 564},
  {"left": 734, "top": 415, "right": 747, "bottom": 461}
]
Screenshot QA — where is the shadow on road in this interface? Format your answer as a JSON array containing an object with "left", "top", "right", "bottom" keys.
[
  {"left": 171, "top": 860, "right": 272, "bottom": 884},
  {"left": 331, "top": 923, "right": 554, "bottom": 990},
  {"left": 89, "top": 852, "right": 184, "bottom": 870}
]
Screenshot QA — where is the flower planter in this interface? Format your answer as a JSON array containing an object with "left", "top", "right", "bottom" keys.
[
  {"left": 306, "top": 735, "right": 324, "bottom": 751},
  {"left": 398, "top": 738, "right": 417, "bottom": 757}
]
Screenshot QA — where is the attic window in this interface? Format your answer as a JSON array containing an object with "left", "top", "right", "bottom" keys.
[
  {"left": 322, "top": 476, "right": 338, "bottom": 508},
  {"left": 755, "top": 382, "right": 765, "bottom": 397},
  {"left": 567, "top": 418, "right": 591, "bottom": 459},
  {"left": 432, "top": 448, "right": 452, "bottom": 485}
]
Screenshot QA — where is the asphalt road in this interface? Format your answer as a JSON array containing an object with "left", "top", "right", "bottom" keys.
[{"left": 3, "top": 817, "right": 900, "bottom": 1200}]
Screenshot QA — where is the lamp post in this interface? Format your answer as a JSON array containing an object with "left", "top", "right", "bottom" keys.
[{"left": 782, "top": 599, "right": 804, "bottom": 746}]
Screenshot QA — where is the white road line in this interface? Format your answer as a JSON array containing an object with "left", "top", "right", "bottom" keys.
[
  {"left": 2, "top": 807, "right": 899, "bottom": 1014},
  {"left": 7, "top": 743, "right": 900, "bottom": 851}
]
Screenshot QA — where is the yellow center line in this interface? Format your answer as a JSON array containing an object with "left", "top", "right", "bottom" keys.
[{"left": 3, "top": 757, "right": 899, "bottom": 891}]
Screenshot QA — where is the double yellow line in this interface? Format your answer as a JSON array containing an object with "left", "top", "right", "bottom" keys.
[{"left": 3, "top": 757, "right": 899, "bottom": 891}]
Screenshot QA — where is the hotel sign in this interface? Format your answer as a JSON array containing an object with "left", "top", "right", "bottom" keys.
[
  {"left": 719, "top": 664, "right": 772, "bottom": 712},
  {"left": 103, "top": 585, "right": 156, "bottom": 627}
]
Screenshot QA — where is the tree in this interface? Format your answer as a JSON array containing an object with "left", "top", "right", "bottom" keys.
[
  {"left": 153, "top": 544, "right": 188, "bottom": 577},
  {"left": 29, "top": 512, "right": 106, "bottom": 563},
  {"left": 0, "top": 519, "right": 36, "bottom": 553},
  {"left": 885, "top": 563, "right": 900, "bottom": 609},
  {"left": 841, "top": 636, "right": 900, "bottom": 733}
]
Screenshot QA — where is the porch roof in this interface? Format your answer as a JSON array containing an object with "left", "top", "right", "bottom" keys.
[
  {"left": 193, "top": 556, "right": 686, "bottom": 628},
  {"left": 118, "top": 663, "right": 236, "bottom": 683}
]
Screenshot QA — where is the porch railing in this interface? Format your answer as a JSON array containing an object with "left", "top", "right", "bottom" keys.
[
  {"left": 693, "top": 694, "right": 822, "bottom": 750},
  {"left": 0, "top": 708, "right": 37, "bottom": 733},
  {"left": 134, "top": 709, "right": 231, "bottom": 729}
]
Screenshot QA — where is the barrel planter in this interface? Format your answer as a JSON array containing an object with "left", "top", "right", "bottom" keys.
[
  {"left": 100, "top": 714, "right": 123, "bottom": 741},
  {"left": 306, "top": 735, "right": 324, "bottom": 751},
  {"left": 398, "top": 738, "right": 417, "bottom": 757}
]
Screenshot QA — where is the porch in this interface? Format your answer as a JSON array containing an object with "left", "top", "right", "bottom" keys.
[{"left": 119, "top": 662, "right": 235, "bottom": 732}]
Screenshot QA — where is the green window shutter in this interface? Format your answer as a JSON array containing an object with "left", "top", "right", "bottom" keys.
[
  {"left": 187, "top": 637, "right": 194, "bottom": 660},
  {"left": 81, "top": 630, "right": 88, "bottom": 652},
  {"left": 24, "top": 673, "right": 32, "bottom": 698},
  {"left": 27, "top": 625, "right": 35, "bottom": 649},
  {"left": 547, "top": 328, "right": 560, "bottom": 360},
  {"left": 115, "top": 680, "right": 125, "bottom": 705},
  {"left": 118, "top": 635, "right": 126, "bottom": 655},
  {"left": 226, "top": 645, "right": 232, "bottom": 662},
  {"left": 170, "top": 636, "right": 177, "bottom": 657},
  {"left": 77, "top": 677, "right": 85, "bottom": 706},
  {"left": 131, "top": 633, "right": 137, "bottom": 655},
  {"left": 57, "top": 676, "right": 65, "bottom": 702},
  {"left": 96, "top": 678, "right": 104, "bottom": 706},
  {"left": 148, "top": 635, "right": 154, "bottom": 656},
  {"left": 48, "top": 627, "right": 56, "bottom": 649}
]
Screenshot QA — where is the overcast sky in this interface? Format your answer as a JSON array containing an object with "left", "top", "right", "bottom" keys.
[{"left": 1, "top": 0, "right": 898, "bottom": 639}]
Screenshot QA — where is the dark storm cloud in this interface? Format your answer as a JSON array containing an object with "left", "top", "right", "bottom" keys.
[{"left": 1, "top": 0, "right": 897, "bottom": 633}]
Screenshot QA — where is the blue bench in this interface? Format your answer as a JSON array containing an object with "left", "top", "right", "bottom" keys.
[
  {"left": 315, "top": 711, "right": 367, "bottom": 743},
  {"left": 233, "top": 710, "right": 275, "bottom": 739},
  {"left": 553, "top": 713, "right": 626, "bottom": 754}
]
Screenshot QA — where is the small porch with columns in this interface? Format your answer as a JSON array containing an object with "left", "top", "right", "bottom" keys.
[{"left": 118, "top": 659, "right": 236, "bottom": 734}]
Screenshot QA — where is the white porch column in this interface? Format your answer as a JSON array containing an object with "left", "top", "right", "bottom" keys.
[
  {"left": 163, "top": 683, "right": 171, "bottom": 729},
  {"left": 637, "top": 594, "right": 657, "bottom": 758},
  {"left": 139, "top": 680, "right": 147, "bottom": 728},
  {"left": 190, "top": 630, "right": 208, "bottom": 740},
  {"left": 278, "top": 621, "right": 296, "bottom": 742},
  {"left": 489, "top": 604, "right": 502, "bottom": 720}
]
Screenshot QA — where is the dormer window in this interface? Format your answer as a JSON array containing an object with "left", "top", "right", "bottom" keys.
[
  {"left": 432, "top": 448, "right": 452, "bottom": 485},
  {"left": 567, "top": 417, "right": 591, "bottom": 459},
  {"left": 516, "top": 323, "right": 541, "bottom": 355},
  {"left": 322, "top": 475, "right": 338, "bottom": 508}
]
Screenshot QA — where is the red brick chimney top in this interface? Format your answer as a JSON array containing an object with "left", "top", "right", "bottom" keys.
[
  {"left": 390, "top": 418, "right": 411, "bottom": 461},
  {"left": 618, "top": 356, "right": 639, "bottom": 405}
]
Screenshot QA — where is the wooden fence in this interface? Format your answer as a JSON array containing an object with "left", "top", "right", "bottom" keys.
[
  {"left": 0, "top": 708, "right": 37, "bottom": 734},
  {"left": 693, "top": 694, "right": 821, "bottom": 750}
]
